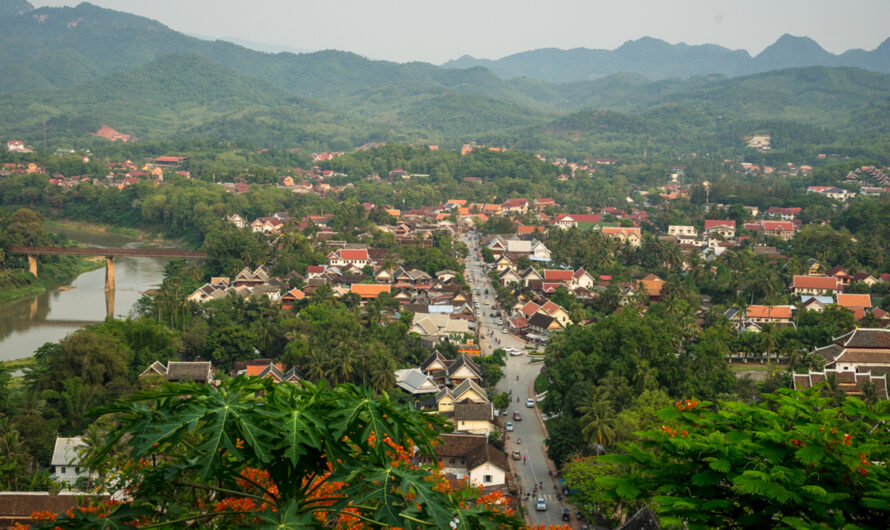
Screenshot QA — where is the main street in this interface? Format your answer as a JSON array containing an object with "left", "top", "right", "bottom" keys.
[{"left": 460, "top": 231, "right": 570, "bottom": 528}]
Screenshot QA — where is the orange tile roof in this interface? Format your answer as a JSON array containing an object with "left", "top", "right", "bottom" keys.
[
  {"left": 836, "top": 294, "right": 872, "bottom": 309},
  {"left": 793, "top": 275, "right": 840, "bottom": 290},
  {"left": 457, "top": 207, "right": 470, "bottom": 216},
  {"left": 447, "top": 199, "right": 467, "bottom": 205},
  {"left": 350, "top": 284, "right": 391, "bottom": 299},
  {"left": 246, "top": 364, "right": 284, "bottom": 377},
  {"left": 746, "top": 305, "right": 792, "bottom": 319}
]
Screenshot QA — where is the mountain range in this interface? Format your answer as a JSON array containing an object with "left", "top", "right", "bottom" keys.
[
  {"left": 442, "top": 35, "right": 890, "bottom": 83},
  {"left": 1, "top": 0, "right": 889, "bottom": 159}
]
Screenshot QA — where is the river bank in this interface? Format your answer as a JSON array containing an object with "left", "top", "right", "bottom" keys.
[
  {"left": 0, "top": 227, "right": 167, "bottom": 362},
  {"left": 0, "top": 219, "right": 175, "bottom": 307}
]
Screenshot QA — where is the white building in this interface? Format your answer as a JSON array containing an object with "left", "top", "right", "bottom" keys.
[{"left": 51, "top": 437, "right": 89, "bottom": 487}]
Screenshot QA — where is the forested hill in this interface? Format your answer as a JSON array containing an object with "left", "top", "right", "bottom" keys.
[
  {"left": 442, "top": 34, "right": 890, "bottom": 83},
  {"left": 2, "top": 0, "right": 890, "bottom": 158}
]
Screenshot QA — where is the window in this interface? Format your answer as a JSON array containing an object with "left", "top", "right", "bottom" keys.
[
  {"left": 449, "top": 458, "right": 455, "bottom": 464},
  {"left": 61, "top": 467, "right": 66, "bottom": 474},
  {"left": 483, "top": 475, "right": 493, "bottom": 483}
]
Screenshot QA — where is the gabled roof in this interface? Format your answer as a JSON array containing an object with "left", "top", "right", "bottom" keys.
[
  {"left": 836, "top": 293, "right": 872, "bottom": 309},
  {"left": 421, "top": 351, "right": 449, "bottom": 372},
  {"left": 543, "top": 269, "right": 573, "bottom": 282},
  {"left": 792, "top": 275, "right": 840, "bottom": 290},
  {"left": 350, "top": 284, "right": 391, "bottom": 299},
  {"left": 51, "top": 437, "right": 85, "bottom": 467},
  {"left": 165, "top": 362, "right": 212, "bottom": 382},
  {"left": 704, "top": 219, "right": 736, "bottom": 230},
  {"left": 395, "top": 368, "right": 439, "bottom": 395},
  {"left": 519, "top": 301, "right": 541, "bottom": 317},
  {"left": 447, "top": 354, "right": 482, "bottom": 379},
  {"left": 541, "top": 300, "right": 564, "bottom": 315},
  {"left": 336, "top": 249, "right": 369, "bottom": 260},
  {"left": 528, "top": 312, "right": 557, "bottom": 330},
  {"left": 453, "top": 401, "right": 493, "bottom": 421},
  {"left": 452, "top": 379, "right": 488, "bottom": 404},
  {"left": 746, "top": 305, "right": 793, "bottom": 319}
]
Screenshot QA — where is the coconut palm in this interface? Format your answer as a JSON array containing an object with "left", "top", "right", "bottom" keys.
[{"left": 576, "top": 388, "right": 616, "bottom": 456}]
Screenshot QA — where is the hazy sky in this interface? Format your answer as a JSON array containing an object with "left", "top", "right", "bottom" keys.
[{"left": 31, "top": 0, "right": 890, "bottom": 64}]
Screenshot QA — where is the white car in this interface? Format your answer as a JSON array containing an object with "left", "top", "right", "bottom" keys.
[
  {"left": 505, "top": 421, "right": 514, "bottom": 432},
  {"left": 526, "top": 398, "right": 535, "bottom": 408},
  {"left": 536, "top": 497, "right": 547, "bottom": 511}
]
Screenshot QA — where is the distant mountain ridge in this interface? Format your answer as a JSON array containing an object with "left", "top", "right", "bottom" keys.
[
  {"left": 1, "top": 0, "right": 889, "bottom": 158},
  {"left": 442, "top": 34, "right": 890, "bottom": 82}
]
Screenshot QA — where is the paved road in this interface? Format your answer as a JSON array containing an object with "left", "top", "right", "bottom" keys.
[{"left": 461, "top": 232, "right": 569, "bottom": 527}]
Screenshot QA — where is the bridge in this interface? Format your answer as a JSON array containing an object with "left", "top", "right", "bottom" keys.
[{"left": 9, "top": 245, "right": 205, "bottom": 293}]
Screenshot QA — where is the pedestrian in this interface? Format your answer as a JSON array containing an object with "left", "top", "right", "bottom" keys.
[{"left": 523, "top": 455, "right": 527, "bottom": 464}]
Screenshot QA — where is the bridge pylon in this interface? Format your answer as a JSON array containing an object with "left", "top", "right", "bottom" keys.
[{"left": 105, "top": 256, "right": 115, "bottom": 291}]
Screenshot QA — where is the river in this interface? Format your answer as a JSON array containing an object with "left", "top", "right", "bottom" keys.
[{"left": 0, "top": 227, "right": 166, "bottom": 362}]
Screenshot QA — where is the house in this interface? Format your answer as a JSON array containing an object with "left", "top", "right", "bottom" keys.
[
  {"left": 528, "top": 312, "right": 562, "bottom": 334},
  {"left": 638, "top": 274, "right": 666, "bottom": 301},
  {"left": 764, "top": 207, "right": 802, "bottom": 220},
  {"left": 518, "top": 301, "right": 542, "bottom": 319},
  {"left": 139, "top": 361, "right": 214, "bottom": 383},
  {"left": 529, "top": 240, "right": 551, "bottom": 261},
  {"left": 807, "top": 186, "right": 852, "bottom": 201},
  {"left": 518, "top": 267, "right": 543, "bottom": 287},
  {"left": 667, "top": 225, "right": 697, "bottom": 238},
  {"left": 792, "top": 275, "right": 842, "bottom": 296},
  {"left": 827, "top": 266, "right": 853, "bottom": 286},
  {"left": 704, "top": 220, "right": 736, "bottom": 239},
  {"left": 281, "top": 288, "right": 305, "bottom": 310},
  {"left": 328, "top": 249, "right": 370, "bottom": 268},
  {"left": 498, "top": 268, "right": 521, "bottom": 287},
  {"left": 725, "top": 305, "right": 794, "bottom": 331},
  {"left": 572, "top": 268, "right": 595, "bottom": 289},
  {"left": 350, "top": 284, "right": 391, "bottom": 300},
  {"left": 836, "top": 293, "right": 874, "bottom": 320},
  {"left": 51, "top": 437, "right": 88, "bottom": 487},
  {"left": 501, "top": 198, "right": 529, "bottom": 214},
  {"left": 250, "top": 217, "right": 284, "bottom": 234},
  {"left": 494, "top": 254, "right": 514, "bottom": 272},
  {"left": 429, "top": 433, "right": 506, "bottom": 488},
  {"left": 601, "top": 226, "right": 642, "bottom": 247},
  {"left": 801, "top": 295, "right": 835, "bottom": 312},
  {"left": 745, "top": 220, "right": 797, "bottom": 241},
  {"left": 393, "top": 267, "right": 433, "bottom": 285},
  {"left": 543, "top": 269, "right": 574, "bottom": 285},
  {"left": 227, "top": 214, "right": 247, "bottom": 228},
  {"left": 7, "top": 140, "right": 25, "bottom": 152},
  {"left": 813, "top": 328, "right": 890, "bottom": 374},
  {"left": 533, "top": 198, "right": 557, "bottom": 209},
  {"left": 539, "top": 300, "right": 571, "bottom": 326},
  {"left": 394, "top": 368, "right": 440, "bottom": 396},
  {"left": 553, "top": 213, "right": 602, "bottom": 230},
  {"left": 793, "top": 370, "right": 888, "bottom": 400},
  {"left": 852, "top": 273, "right": 878, "bottom": 286},
  {"left": 806, "top": 259, "right": 824, "bottom": 276},
  {"left": 241, "top": 362, "right": 303, "bottom": 384},
  {"left": 410, "top": 313, "right": 471, "bottom": 339},
  {"left": 446, "top": 355, "right": 484, "bottom": 387},
  {"left": 453, "top": 402, "right": 494, "bottom": 434}
]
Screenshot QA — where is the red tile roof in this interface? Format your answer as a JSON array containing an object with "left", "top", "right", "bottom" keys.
[
  {"left": 793, "top": 275, "right": 840, "bottom": 290},
  {"left": 543, "top": 270, "right": 573, "bottom": 282},
  {"left": 704, "top": 220, "right": 736, "bottom": 230},
  {"left": 337, "top": 249, "right": 369, "bottom": 260}
]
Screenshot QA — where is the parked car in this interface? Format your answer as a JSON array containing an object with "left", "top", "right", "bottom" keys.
[
  {"left": 496, "top": 319, "right": 503, "bottom": 326},
  {"left": 526, "top": 398, "right": 535, "bottom": 408},
  {"left": 512, "top": 450, "right": 521, "bottom": 461},
  {"left": 536, "top": 497, "right": 547, "bottom": 511},
  {"left": 505, "top": 421, "right": 513, "bottom": 432},
  {"left": 509, "top": 349, "right": 522, "bottom": 356},
  {"left": 513, "top": 411, "right": 521, "bottom": 421}
]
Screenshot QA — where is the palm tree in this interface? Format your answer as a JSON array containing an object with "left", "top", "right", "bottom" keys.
[
  {"left": 576, "top": 389, "right": 616, "bottom": 456},
  {"left": 0, "top": 417, "right": 31, "bottom": 490}
]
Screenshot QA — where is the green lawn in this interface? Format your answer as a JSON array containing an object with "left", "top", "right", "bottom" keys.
[{"left": 534, "top": 372, "right": 549, "bottom": 394}]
